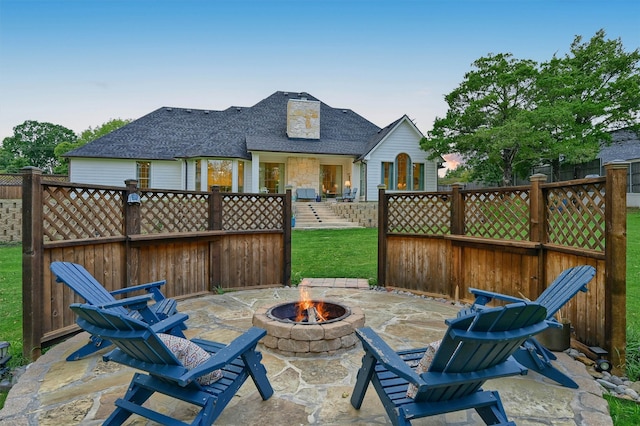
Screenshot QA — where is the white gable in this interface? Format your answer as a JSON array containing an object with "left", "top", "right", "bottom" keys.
[{"left": 363, "top": 118, "right": 438, "bottom": 201}]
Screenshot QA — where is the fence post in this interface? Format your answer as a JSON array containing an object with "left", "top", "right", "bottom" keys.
[
  {"left": 124, "top": 179, "right": 141, "bottom": 286},
  {"left": 283, "top": 188, "right": 292, "bottom": 286},
  {"left": 449, "top": 183, "right": 464, "bottom": 299},
  {"left": 377, "top": 185, "right": 387, "bottom": 286},
  {"left": 209, "top": 185, "right": 222, "bottom": 230},
  {"left": 209, "top": 186, "right": 222, "bottom": 291},
  {"left": 529, "top": 173, "right": 547, "bottom": 296},
  {"left": 21, "top": 167, "right": 43, "bottom": 360},
  {"left": 529, "top": 174, "right": 547, "bottom": 243},
  {"left": 605, "top": 161, "right": 628, "bottom": 372},
  {"left": 450, "top": 183, "right": 464, "bottom": 235}
]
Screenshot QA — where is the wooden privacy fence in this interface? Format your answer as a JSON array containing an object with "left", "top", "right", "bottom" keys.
[
  {"left": 378, "top": 162, "right": 628, "bottom": 371},
  {"left": 22, "top": 167, "right": 292, "bottom": 360}
]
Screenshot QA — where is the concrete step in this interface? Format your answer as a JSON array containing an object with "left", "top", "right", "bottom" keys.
[{"left": 293, "top": 202, "right": 361, "bottom": 229}]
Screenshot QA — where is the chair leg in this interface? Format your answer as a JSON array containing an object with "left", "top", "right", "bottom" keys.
[
  {"left": 66, "top": 335, "right": 112, "bottom": 361},
  {"left": 242, "top": 349, "right": 274, "bottom": 400},
  {"left": 513, "top": 347, "right": 578, "bottom": 389},
  {"left": 474, "top": 390, "right": 515, "bottom": 425},
  {"left": 529, "top": 337, "right": 558, "bottom": 361},
  {"left": 350, "top": 352, "right": 376, "bottom": 409},
  {"left": 104, "top": 373, "right": 155, "bottom": 425}
]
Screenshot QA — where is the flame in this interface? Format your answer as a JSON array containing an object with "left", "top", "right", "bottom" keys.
[{"left": 296, "top": 284, "right": 328, "bottom": 322}]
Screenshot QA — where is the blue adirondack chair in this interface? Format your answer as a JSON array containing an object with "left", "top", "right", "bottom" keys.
[
  {"left": 464, "top": 265, "right": 596, "bottom": 388},
  {"left": 351, "top": 302, "right": 549, "bottom": 426},
  {"left": 344, "top": 187, "right": 357, "bottom": 202},
  {"left": 51, "top": 261, "right": 186, "bottom": 361},
  {"left": 70, "top": 302, "right": 274, "bottom": 426}
]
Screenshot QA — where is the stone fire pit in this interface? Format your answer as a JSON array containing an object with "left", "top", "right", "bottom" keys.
[{"left": 252, "top": 299, "right": 365, "bottom": 356}]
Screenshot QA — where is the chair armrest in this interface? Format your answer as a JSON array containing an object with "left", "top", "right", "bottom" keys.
[
  {"left": 110, "top": 280, "right": 167, "bottom": 302},
  {"left": 178, "top": 327, "right": 266, "bottom": 386},
  {"left": 355, "top": 327, "right": 425, "bottom": 386},
  {"left": 101, "top": 294, "right": 166, "bottom": 324},
  {"left": 149, "top": 313, "right": 190, "bottom": 334},
  {"left": 469, "top": 288, "right": 526, "bottom": 306},
  {"left": 99, "top": 294, "right": 154, "bottom": 310}
]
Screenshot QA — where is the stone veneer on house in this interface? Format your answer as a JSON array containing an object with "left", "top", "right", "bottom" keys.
[
  {"left": 287, "top": 157, "right": 320, "bottom": 194},
  {"left": 286, "top": 99, "right": 320, "bottom": 140}
]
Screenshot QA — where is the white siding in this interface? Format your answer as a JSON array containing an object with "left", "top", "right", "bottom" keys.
[
  {"left": 70, "top": 158, "right": 183, "bottom": 190},
  {"left": 424, "top": 161, "right": 439, "bottom": 192},
  {"left": 151, "top": 161, "right": 182, "bottom": 190},
  {"left": 364, "top": 119, "right": 438, "bottom": 201},
  {"left": 70, "top": 158, "right": 136, "bottom": 187}
]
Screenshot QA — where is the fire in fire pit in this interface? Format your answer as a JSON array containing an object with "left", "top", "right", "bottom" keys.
[
  {"left": 252, "top": 285, "right": 365, "bottom": 356},
  {"left": 267, "top": 286, "right": 350, "bottom": 324},
  {"left": 267, "top": 300, "right": 349, "bottom": 324}
]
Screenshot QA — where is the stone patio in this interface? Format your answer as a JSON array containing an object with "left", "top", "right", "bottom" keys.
[{"left": 0, "top": 280, "right": 612, "bottom": 425}]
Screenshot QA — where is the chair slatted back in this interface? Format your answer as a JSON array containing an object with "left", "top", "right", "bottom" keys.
[
  {"left": 51, "top": 262, "right": 129, "bottom": 316},
  {"left": 70, "top": 303, "right": 180, "bottom": 367},
  {"left": 420, "top": 302, "right": 547, "bottom": 402},
  {"left": 536, "top": 265, "right": 595, "bottom": 320}
]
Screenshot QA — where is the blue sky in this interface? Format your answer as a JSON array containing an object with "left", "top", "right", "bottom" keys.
[{"left": 1, "top": 0, "right": 639, "bottom": 153}]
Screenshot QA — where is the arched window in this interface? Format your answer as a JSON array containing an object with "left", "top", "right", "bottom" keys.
[{"left": 395, "top": 153, "right": 411, "bottom": 190}]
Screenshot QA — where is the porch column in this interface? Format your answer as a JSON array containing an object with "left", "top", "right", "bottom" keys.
[
  {"left": 251, "top": 152, "right": 260, "bottom": 193},
  {"left": 232, "top": 161, "right": 238, "bottom": 193}
]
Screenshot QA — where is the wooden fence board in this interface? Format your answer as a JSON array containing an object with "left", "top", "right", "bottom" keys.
[
  {"left": 22, "top": 171, "right": 291, "bottom": 360},
  {"left": 379, "top": 165, "right": 627, "bottom": 370}
]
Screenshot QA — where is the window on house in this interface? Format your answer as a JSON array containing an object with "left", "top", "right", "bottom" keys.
[
  {"left": 259, "top": 162, "right": 284, "bottom": 193},
  {"left": 320, "top": 165, "right": 342, "bottom": 197},
  {"left": 207, "top": 159, "right": 232, "bottom": 192},
  {"left": 396, "top": 153, "right": 411, "bottom": 190},
  {"left": 382, "top": 162, "right": 394, "bottom": 189},
  {"left": 136, "top": 161, "right": 150, "bottom": 189},
  {"left": 413, "top": 163, "right": 424, "bottom": 190}
]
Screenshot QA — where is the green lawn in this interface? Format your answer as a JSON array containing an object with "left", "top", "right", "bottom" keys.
[
  {"left": 1, "top": 215, "right": 639, "bottom": 422},
  {"left": 0, "top": 244, "right": 24, "bottom": 367},
  {"left": 291, "top": 228, "right": 378, "bottom": 285}
]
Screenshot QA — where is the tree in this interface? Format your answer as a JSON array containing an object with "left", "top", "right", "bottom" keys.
[
  {"left": 54, "top": 118, "right": 131, "bottom": 174},
  {"left": 422, "top": 30, "right": 640, "bottom": 185},
  {"left": 0, "top": 121, "right": 76, "bottom": 173},
  {"left": 421, "top": 53, "right": 540, "bottom": 185},
  {"left": 536, "top": 30, "right": 640, "bottom": 180}
]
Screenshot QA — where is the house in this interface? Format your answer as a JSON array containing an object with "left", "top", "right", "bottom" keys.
[
  {"left": 514, "top": 129, "right": 640, "bottom": 207},
  {"left": 65, "top": 91, "right": 441, "bottom": 201},
  {"left": 596, "top": 129, "right": 640, "bottom": 207}
]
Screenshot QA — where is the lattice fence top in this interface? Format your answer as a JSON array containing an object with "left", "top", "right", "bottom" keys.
[
  {"left": 545, "top": 181, "right": 605, "bottom": 251},
  {"left": 383, "top": 178, "right": 607, "bottom": 253},
  {"left": 223, "top": 194, "right": 284, "bottom": 230},
  {"left": 463, "top": 188, "right": 530, "bottom": 241},
  {"left": 0, "top": 174, "right": 22, "bottom": 186},
  {"left": 140, "top": 191, "right": 209, "bottom": 234},
  {"left": 387, "top": 193, "right": 451, "bottom": 234},
  {"left": 41, "top": 184, "right": 287, "bottom": 241},
  {"left": 42, "top": 185, "right": 124, "bottom": 241}
]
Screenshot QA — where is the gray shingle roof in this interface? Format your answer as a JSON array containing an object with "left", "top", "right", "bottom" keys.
[
  {"left": 598, "top": 129, "right": 640, "bottom": 163},
  {"left": 65, "top": 91, "right": 388, "bottom": 160}
]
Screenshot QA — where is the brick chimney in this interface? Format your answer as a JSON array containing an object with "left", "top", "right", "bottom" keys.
[{"left": 287, "top": 98, "right": 320, "bottom": 139}]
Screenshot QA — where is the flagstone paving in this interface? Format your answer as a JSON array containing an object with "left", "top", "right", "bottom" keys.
[{"left": 0, "top": 279, "right": 612, "bottom": 425}]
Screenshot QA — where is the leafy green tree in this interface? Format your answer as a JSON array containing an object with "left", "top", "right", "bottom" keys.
[
  {"left": 421, "top": 53, "right": 540, "bottom": 185},
  {"left": 54, "top": 118, "right": 131, "bottom": 174},
  {"left": 1, "top": 121, "right": 76, "bottom": 173},
  {"left": 536, "top": 30, "right": 640, "bottom": 180},
  {"left": 422, "top": 30, "right": 640, "bottom": 185}
]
